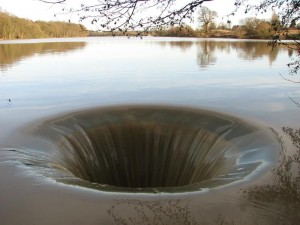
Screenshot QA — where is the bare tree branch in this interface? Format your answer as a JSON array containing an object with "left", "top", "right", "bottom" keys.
[
  {"left": 289, "top": 96, "right": 300, "bottom": 108},
  {"left": 39, "top": 0, "right": 66, "bottom": 3},
  {"left": 39, "top": 0, "right": 213, "bottom": 35},
  {"left": 280, "top": 73, "right": 300, "bottom": 83}
]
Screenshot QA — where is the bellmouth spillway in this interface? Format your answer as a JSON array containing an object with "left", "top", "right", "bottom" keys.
[{"left": 5, "top": 105, "right": 277, "bottom": 193}]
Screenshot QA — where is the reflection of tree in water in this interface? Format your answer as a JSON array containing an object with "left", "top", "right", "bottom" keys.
[
  {"left": 155, "top": 40, "right": 289, "bottom": 69},
  {"left": 0, "top": 42, "right": 86, "bottom": 71},
  {"left": 155, "top": 41, "right": 193, "bottom": 52},
  {"left": 195, "top": 40, "right": 280, "bottom": 68},
  {"left": 166, "top": 40, "right": 288, "bottom": 69},
  {"left": 196, "top": 41, "right": 283, "bottom": 68},
  {"left": 231, "top": 41, "right": 280, "bottom": 65},
  {"left": 196, "top": 41, "right": 217, "bottom": 68},
  {"left": 243, "top": 128, "right": 300, "bottom": 225},
  {"left": 168, "top": 41, "right": 193, "bottom": 52}
]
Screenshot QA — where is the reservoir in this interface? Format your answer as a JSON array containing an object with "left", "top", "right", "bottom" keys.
[{"left": 0, "top": 37, "right": 299, "bottom": 225}]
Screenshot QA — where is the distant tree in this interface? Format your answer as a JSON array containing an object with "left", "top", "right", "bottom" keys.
[
  {"left": 198, "top": 7, "right": 218, "bottom": 34},
  {"left": 271, "top": 11, "right": 282, "bottom": 32},
  {"left": 209, "top": 21, "right": 217, "bottom": 30},
  {"left": 153, "top": 25, "right": 196, "bottom": 37},
  {"left": 0, "top": 13, "right": 11, "bottom": 39},
  {"left": 240, "top": 17, "right": 261, "bottom": 38},
  {"left": 240, "top": 18, "right": 271, "bottom": 39},
  {"left": 256, "top": 21, "right": 272, "bottom": 39}
]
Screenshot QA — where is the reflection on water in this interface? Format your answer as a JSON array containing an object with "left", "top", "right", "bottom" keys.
[
  {"left": 241, "top": 127, "right": 300, "bottom": 225},
  {"left": 155, "top": 40, "right": 291, "bottom": 68},
  {"left": 0, "top": 39, "right": 291, "bottom": 72},
  {"left": 0, "top": 41, "right": 86, "bottom": 71},
  {"left": 196, "top": 41, "right": 217, "bottom": 68},
  {"left": 158, "top": 41, "right": 194, "bottom": 52},
  {"left": 0, "top": 37, "right": 299, "bottom": 225},
  {"left": 9, "top": 105, "right": 276, "bottom": 193},
  {"left": 232, "top": 42, "right": 279, "bottom": 63}
]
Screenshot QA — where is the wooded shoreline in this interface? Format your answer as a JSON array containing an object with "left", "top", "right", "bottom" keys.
[{"left": 1, "top": 11, "right": 299, "bottom": 41}]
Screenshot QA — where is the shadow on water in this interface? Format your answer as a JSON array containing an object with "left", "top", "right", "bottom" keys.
[
  {"left": 7, "top": 105, "right": 276, "bottom": 193},
  {"left": 0, "top": 42, "right": 86, "bottom": 71}
]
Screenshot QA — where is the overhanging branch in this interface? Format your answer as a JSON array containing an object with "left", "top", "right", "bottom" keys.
[{"left": 39, "top": 0, "right": 213, "bottom": 34}]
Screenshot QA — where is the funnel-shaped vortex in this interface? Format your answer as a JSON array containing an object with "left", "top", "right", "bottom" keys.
[{"left": 17, "top": 105, "right": 276, "bottom": 193}]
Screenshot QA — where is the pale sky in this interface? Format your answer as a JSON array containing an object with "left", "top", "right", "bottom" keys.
[{"left": 0, "top": 0, "right": 272, "bottom": 29}]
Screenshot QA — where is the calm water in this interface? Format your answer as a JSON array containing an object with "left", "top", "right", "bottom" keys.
[{"left": 0, "top": 37, "right": 299, "bottom": 225}]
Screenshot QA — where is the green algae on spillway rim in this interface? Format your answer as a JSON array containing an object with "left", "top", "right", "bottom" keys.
[{"left": 5, "top": 105, "right": 278, "bottom": 193}]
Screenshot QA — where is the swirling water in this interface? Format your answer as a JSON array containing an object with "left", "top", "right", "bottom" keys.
[{"left": 0, "top": 37, "right": 299, "bottom": 225}]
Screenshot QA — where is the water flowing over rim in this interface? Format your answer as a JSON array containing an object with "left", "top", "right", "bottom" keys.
[{"left": 6, "top": 105, "right": 278, "bottom": 194}]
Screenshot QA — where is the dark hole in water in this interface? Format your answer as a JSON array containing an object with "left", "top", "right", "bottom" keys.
[
  {"left": 18, "top": 105, "right": 276, "bottom": 192},
  {"left": 61, "top": 121, "right": 232, "bottom": 188}
]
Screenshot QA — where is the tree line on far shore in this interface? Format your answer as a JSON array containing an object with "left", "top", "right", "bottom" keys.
[
  {"left": 152, "top": 7, "right": 300, "bottom": 39},
  {"left": 1, "top": 8, "right": 300, "bottom": 40},
  {"left": 0, "top": 11, "right": 88, "bottom": 40},
  {"left": 90, "top": 11, "right": 300, "bottom": 40}
]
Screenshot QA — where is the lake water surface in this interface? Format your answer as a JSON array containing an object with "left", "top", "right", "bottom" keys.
[{"left": 0, "top": 37, "right": 299, "bottom": 225}]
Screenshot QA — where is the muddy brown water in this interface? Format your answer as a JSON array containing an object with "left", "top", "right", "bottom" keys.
[{"left": 0, "top": 37, "right": 299, "bottom": 225}]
